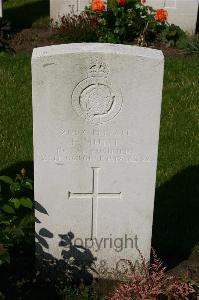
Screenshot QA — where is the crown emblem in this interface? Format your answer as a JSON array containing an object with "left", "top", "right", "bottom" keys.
[
  {"left": 88, "top": 61, "right": 109, "bottom": 78},
  {"left": 72, "top": 59, "right": 122, "bottom": 125}
]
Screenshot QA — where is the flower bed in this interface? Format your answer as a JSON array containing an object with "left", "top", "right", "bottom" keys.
[{"left": 85, "top": 0, "right": 177, "bottom": 46}]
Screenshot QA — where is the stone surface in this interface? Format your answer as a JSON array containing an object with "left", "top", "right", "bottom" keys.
[
  {"left": 32, "top": 43, "right": 164, "bottom": 279},
  {"left": 146, "top": 0, "right": 199, "bottom": 33},
  {"left": 50, "top": 0, "right": 90, "bottom": 23},
  {"left": 0, "top": 0, "right": 2, "bottom": 18}
]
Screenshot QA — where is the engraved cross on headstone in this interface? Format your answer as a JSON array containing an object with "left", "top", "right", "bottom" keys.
[{"left": 68, "top": 167, "right": 122, "bottom": 239}]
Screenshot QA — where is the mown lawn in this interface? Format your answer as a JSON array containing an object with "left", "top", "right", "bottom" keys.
[
  {"left": 4, "top": 0, "right": 49, "bottom": 28},
  {"left": 157, "top": 56, "right": 199, "bottom": 187},
  {"left": 0, "top": 53, "right": 33, "bottom": 174}
]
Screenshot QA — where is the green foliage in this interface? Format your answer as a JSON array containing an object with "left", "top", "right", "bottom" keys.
[
  {"left": 0, "top": 18, "right": 12, "bottom": 53},
  {"left": 0, "top": 291, "right": 5, "bottom": 300},
  {"left": 0, "top": 169, "right": 34, "bottom": 266},
  {"left": 160, "top": 24, "right": 185, "bottom": 47},
  {"left": 176, "top": 34, "right": 199, "bottom": 55},
  {"left": 53, "top": 14, "right": 98, "bottom": 43},
  {"left": 86, "top": 0, "right": 168, "bottom": 45},
  {"left": 4, "top": 0, "right": 49, "bottom": 29},
  {"left": 0, "top": 244, "right": 10, "bottom": 266}
]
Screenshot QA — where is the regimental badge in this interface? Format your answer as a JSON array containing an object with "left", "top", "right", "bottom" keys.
[{"left": 71, "top": 59, "right": 123, "bottom": 125}]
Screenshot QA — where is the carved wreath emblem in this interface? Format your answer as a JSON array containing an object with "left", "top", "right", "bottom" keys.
[{"left": 71, "top": 61, "right": 123, "bottom": 125}]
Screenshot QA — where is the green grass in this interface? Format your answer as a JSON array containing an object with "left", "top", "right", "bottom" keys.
[
  {"left": 153, "top": 56, "right": 199, "bottom": 261},
  {"left": 156, "top": 56, "right": 199, "bottom": 187},
  {"left": 0, "top": 53, "right": 33, "bottom": 173},
  {"left": 4, "top": 0, "right": 49, "bottom": 28}
]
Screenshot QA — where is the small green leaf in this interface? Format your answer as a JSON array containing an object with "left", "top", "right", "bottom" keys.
[
  {"left": 23, "top": 180, "right": 33, "bottom": 190},
  {"left": 0, "top": 291, "right": 5, "bottom": 300},
  {"left": 16, "top": 174, "right": 22, "bottom": 181},
  {"left": 0, "top": 220, "right": 10, "bottom": 225},
  {"left": 0, "top": 252, "right": 10, "bottom": 265},
  {"left": 135, "top": 3, "right": 141, "bottom": 9},
  {"left": 0, "top": 176, "right": 13, "bottom": 185},
  {"left": 2, "top": 204, "right": 15, "bottom": 214},
  {"left": 10, "top": 182, "right": 21, "bottom": 193},
  {"left": 195, "top": 282, "right": 199, "bottom": 288},
  {"left": 9, "top": 198, "right": 21, "bottom": 209},
  {"left": 20, "top": 198, "right": 33, "bottom": 209}
]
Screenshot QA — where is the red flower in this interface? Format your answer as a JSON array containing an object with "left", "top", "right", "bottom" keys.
[
  {"left": 90, "top": 0, "right": 106, "bottom": 13},
  {"left": 117, "top": 0, "right": 127, "bottom": 6},
  {"left": 154, "top": 8, "right": 168, "bottom": 22},
  {"left": 141, "top": 0, "right": 146, "bottom": 4}
]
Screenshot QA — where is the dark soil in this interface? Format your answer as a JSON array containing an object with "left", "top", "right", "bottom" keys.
[
  {"left": 8, "top": 27, "right": 187, "bottom": 57},
  {"left": 9, "top": 27, "right": 60, "bottom": 53},
  {"left": 155, "top": 44, "right": 187, "bottom": 57},
  {"left": 169, "top": 250, "right": 199, "bottom": 282}
]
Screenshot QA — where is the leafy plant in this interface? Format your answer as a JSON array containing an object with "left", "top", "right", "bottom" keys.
[
  {"left": 0, "top": 169, "right": 34, "bottom": 266},
  {"left": 86, "top": 0, "right": 169, "bottom": 45},
  {"left": 0, "top": 17, "right": 12, "bottom": 53},
  {"left": 52, "top": 13, "right": 98, "bottom": 43},
  {"left": 176, "top": 34, "right": 199, "bottom": 55},
  {"left": 160, "top": 24, "right": 185, "bottom": 47},
  {"left": 0, "top": 243, "right": 10, "bottom": 266},
  {"left": 0, "top": 291, "right": 5, "bottom": 300},
  {"left": 108, "top": 250, "right": 195, "bottom": 300}
]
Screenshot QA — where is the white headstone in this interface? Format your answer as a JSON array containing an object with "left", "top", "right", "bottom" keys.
[
  {"left": 0, "top": 0, "right": 3, "bottom": 18},
  {"left": 146, "top": 0, "right": 199, "bottom": 34},
  {"left": 50, "top": 0, "right": 90, "bottom": 24},
  {"left": 32, "top": 43, "right": 164, "bottom": 279}
]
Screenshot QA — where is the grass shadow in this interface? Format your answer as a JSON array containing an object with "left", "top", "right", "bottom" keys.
[
  {"left": 152, "top": 165, "right": 199, "bottom": 268},
  {"left": 4, "top": 0, "right": 49, "bottom": 29},
  {"left": 196, "top": 3, "right": 199, "bottom": 33},
  {"left": 0, "top": 161, "right": 34, "bottom": 178}
]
